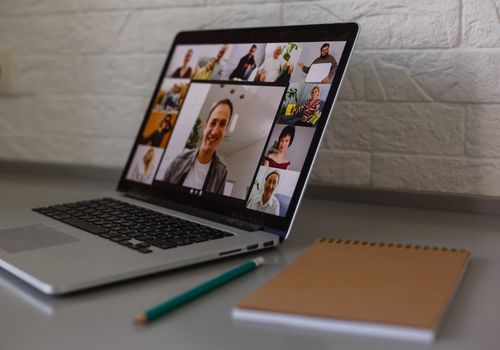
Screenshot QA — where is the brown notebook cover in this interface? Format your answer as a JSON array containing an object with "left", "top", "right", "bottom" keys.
[{"left": 233, "top": 238, "right": 470, "bottom": 342}]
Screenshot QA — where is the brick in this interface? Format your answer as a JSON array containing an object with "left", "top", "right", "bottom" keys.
[
  {"left": 88, "top": 0, "right": 205, "bottom": 11},
  {"left": 192, "top": 3, "right": 282, "bottom": 29},
  {"left": 373, "top": 155, "right": 500, "bottom": 197},
  {"left": 207, "top": 0, "right": 280, "bottom": 4},
  {"left": 0, "top": 12, "right": 142, "bottom": 54},
  {"left": 0, "top": 134, "right": 132, "bottom": 167},
  {"left": 16, "top": 56, "right": 151, "bottom": 95},
  {"left": 0, "top": 96, "right": 147, "bottom": 140},
  {"left": 41, "top": 97, "right": 146, "bottom": 137},
  {"left": 77, "top": 56, "right": 152, "bottom": 96},
  {"left": 327, "top": 102, "right": 465, "bottom": 155},
  {"left": 464, "top": 0, "right": 500, "bottom": 47},
  {"left": 337, "top": 54, "right": 364, "bottom": 101},
  {"left": 142, "top": 4, "right": 282, "bottom": 53},
  {"left": 324, "top": 101, "right": 368, "bottom": 149},
  {"left": 16, "top": 57, "right": 81, "bottom": 95},
  {"left": 76, "top": 12, "right": 142, "bottom": 54},
  {"left": 0, "top": 0, "right": 74, "bottom": 15},
  {"left": 310, "top": 149, "right": 371, "bottom": 186},
  {"left": 0, "top": 0, "right": 204, "bottom": 15},
  {"left": 0, "top": 95, "right": 147, "bottom": 167},
  {"left": 372, "top": 155, "right": 466, "bottom": 193},
  {"left": 283, "top": 0, "right": 459, "bottom": 49},
  {"left": 363, "top": 53, "right": 433, "bottom": 102},
  {"left": 466, "top": 105, "right": 500, "bottom": 157},
  {"left": 141, "top": 7, "right": 211, "bottom": 53},
  {"left": 365, "top": 51, "right": 500, "bottom": 103},
  {"left": 0, "top": 97, "right": 34, "bottom": 122},
  {"left": 143, "top": 54, "right": 169, "bottom": 90},
  {"left": 463, "top": 158, "right": 500, "bottom": 197}
]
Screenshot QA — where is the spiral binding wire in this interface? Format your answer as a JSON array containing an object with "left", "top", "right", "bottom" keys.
[{"left": 318, "top": 238, "right": 467, "bottom": 253}]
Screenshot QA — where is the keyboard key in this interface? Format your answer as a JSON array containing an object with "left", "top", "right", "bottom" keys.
[
  {"left": 101, "top": 232, "right": 119, "bottom": 239},
  {"left": 135, "top": 242, "right": 151, "bottom": 248},
  {"left": 137, "top": 248, "right": 153, "bottom": 254},
  {"left": 60, "top": 218, "right": 108, "bottom": 235},
  {"left": 51, "top": 205, "right": 72, "bottom": 212},
  {"left": 169, "top": 238, "right": 193, "bottom": 246},
  {"left": 117, "top": 228, "right": 132, "bottom": 234},
  {"left": 133, "top": 234, "right": 151, "bottom": 241},
  {"left": 125, "top": 232, "right": 142, "bottom": 238},
  {"left": 144, "top": 239, "right": 177, "bottom": 250},
  {"left": 110, "top": 235, "right": 130, "bottom": 242},
  {"left": 192, "top": 236, "right": 209, "bottom": 243},
  {"left": 52, "top": 214, "right": 71, "bottom": 220}
]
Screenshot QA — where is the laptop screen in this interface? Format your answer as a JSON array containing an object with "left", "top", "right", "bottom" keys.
[{"left": 118, "top": 24, "right": 358, "bottom": 237}]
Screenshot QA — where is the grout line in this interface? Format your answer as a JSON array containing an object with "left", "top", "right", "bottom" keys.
[
  {"left": 332, "top": 149, "right": 500, "bottom": 162},
  {"left": 369, "top": 151, "right": 374, "bottom": 187},
  {"left": 10, "top": 47, "right": 500, "bottom": 61},
  {"left": 458, "top": 0, "right": 464, "bottom": 47},
  {"left": 0, "top": 1, "right": 283, "bottom": 19},
  {"left": 463, "top": 103, "right": 468, "bottom": 157},
  {"left": 2, "top": 94, "right": 499, "bottom": 106}
]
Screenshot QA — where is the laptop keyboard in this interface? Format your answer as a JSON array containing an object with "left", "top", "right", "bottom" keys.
[{"left": 32, "top": 198, "right": 233, "bottom": 254}]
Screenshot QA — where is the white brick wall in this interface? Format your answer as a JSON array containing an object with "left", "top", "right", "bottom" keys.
[{"left": 0, "top": 0, "right": 499, "bottom": 197}]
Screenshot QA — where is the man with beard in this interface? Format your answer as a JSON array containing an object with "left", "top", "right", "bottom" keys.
[
  {"left": 298, "top": 43, "right": 338, "bottom": 83},
  {"left": 163, "top": 99, "right": 233, "bottom": 195},
  {"left": 141, "top": 114, "right": 173, "bottom": 147}
]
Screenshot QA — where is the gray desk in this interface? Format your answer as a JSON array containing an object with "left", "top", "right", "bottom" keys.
[{"left": 1, "top": 167, "right": 499, "bottom": 349}]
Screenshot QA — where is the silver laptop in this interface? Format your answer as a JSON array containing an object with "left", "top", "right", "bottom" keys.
[{"left": 0, "top": 23, "right": 359, "bottom": 295}]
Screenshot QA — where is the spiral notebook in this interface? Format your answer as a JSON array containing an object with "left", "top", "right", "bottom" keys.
[{"left": 232, "top": 238, "right": 470, "bottom": 343}]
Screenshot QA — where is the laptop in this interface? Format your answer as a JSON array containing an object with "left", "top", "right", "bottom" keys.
[{"left": 0, "top": 23, "right": 359, "bottom": 295}]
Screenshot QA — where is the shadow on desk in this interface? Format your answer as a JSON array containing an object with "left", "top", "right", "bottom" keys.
[{"left": 0, "top": 246, "right": 291, "bottom": 317}]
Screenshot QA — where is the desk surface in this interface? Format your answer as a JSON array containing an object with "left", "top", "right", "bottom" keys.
[{"left": 1, "top": 168, "right": 499, "bottom": 350}]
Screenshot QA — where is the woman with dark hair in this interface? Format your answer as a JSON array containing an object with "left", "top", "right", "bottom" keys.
[{"left": 263, "top": 125, "right": 295, "bottom": 170}]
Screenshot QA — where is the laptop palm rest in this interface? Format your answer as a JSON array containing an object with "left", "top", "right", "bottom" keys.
[{"left": 0, "top": 225, "right": 79, "bottom": 254}]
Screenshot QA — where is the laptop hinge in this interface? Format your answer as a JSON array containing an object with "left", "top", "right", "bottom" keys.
[{"left": 123, "top": 192, "right": 266, "bottom": 233}]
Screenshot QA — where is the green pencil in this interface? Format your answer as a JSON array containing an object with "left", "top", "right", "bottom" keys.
[{"left": 134, "top": 257, "right": 264, "bottom": 325}]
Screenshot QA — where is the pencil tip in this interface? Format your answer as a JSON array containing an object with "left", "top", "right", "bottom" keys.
[
  {"left": 253, "top": 257, "right": 264, "bottom": 267},
  {"left": 134, "top": 314, "right": 148, "bottom": 325}
]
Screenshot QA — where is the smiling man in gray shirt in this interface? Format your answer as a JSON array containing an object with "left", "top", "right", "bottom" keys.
[{"left": 163, "top": 99, "right": 233, "bottom": 195}]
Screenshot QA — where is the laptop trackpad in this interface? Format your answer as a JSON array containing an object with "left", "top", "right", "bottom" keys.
[{"left": 0, "top": 224, "right": 79, "bottom": 253}]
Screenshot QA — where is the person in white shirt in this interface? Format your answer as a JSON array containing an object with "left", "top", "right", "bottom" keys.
[
  {"left": 247, "top": 170, "right": 281, "bottom": 216},
  {"left": 255, "top": 46, "right": 293, "bottom": 83},
  {"left": 131, "top": 147, "right": 156, "bottom": 184},
  {"left": 181, "top": 154, "right": 211, "bottom": 190}
]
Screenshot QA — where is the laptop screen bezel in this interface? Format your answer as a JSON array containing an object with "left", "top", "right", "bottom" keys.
[{"left": 117, "top": 23, "right": 359, "bottom": 238}]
